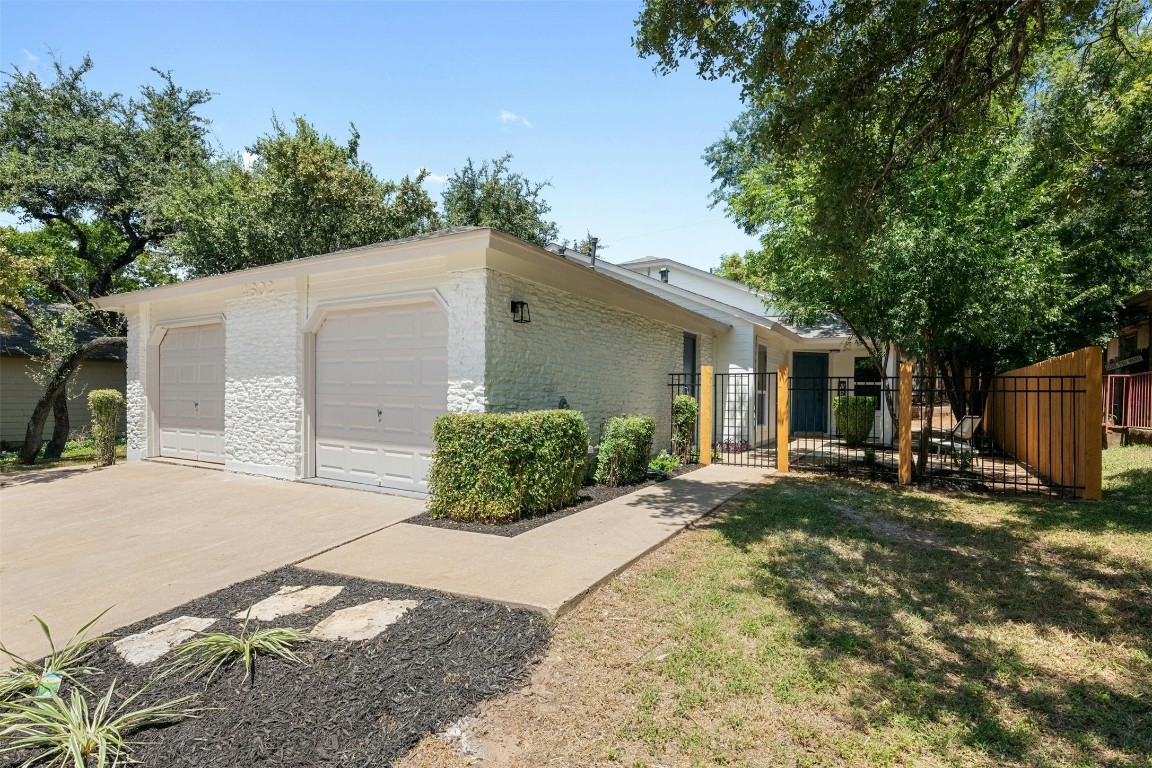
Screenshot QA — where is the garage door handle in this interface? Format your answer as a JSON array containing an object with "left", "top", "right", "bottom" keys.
[{"left": 377, "top": 408, "right": 382, "bottom": 421}]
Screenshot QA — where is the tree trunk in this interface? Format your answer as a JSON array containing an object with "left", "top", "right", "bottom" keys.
[
  {"left": 43, "top": 391, "right": 71, "bottom": 459},
  {"left": 18, "top": 337, "right": 127, "bottom": 464},
  {"left": 938, "top": 351, "right": 996, "bottom": 442}
]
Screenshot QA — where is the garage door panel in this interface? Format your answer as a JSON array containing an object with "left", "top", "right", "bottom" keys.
[
  {"left": 314, "top": 301, "right": 447, "bottom": 493},
  {"left": 159, "top": 323, "right": 225, "bottom": 464},
  {"left": 418, "top": 357, "right": 448, "bottom": 386},
  {"left": 378, "top": 405, "right": 418, "bottom": 442}
]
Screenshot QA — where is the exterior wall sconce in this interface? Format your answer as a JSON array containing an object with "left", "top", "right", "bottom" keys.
[
  {"left": 511, "top": 300, "right": 531, "bottom": 323},
  {"left": 659, "top": 268, "right": 670, "bottom": 283}
]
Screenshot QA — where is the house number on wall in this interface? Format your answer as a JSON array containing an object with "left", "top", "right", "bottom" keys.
[{"left": 241, "top": 281, "right": 274, "bottom": 297}]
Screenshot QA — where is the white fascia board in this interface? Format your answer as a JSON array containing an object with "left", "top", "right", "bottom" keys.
[{"left": 92, "top": 229, "right": 492, "bottom": 311}]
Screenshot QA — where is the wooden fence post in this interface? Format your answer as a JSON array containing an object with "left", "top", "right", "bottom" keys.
[
  {"left": 899, "top": 361, "right": 912, "bottom": 485},
  {"left": 699, "top": 365, "right": 713, "bottom": 466},
  {"left": 777, "top": 365, "right": 790, "bottom": 473},
  {"left": 1083, "top": 348, "right": 1103, "bottom": 500}
]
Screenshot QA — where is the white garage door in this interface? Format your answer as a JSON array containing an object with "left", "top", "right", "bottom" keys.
[
  {"left": 315, "top": 301, "right": 448, "bottom": 493},
  {"left": 158, "top": 323, "right": 225, "bottom": 463}
]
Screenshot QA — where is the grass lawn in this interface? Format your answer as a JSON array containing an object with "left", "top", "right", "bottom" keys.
[
  {"left": 0, "top": 438, "right": 126, "bottom": 473},
  {"left": 402, "top": 445, "right": 1152, "bottom": 768}
]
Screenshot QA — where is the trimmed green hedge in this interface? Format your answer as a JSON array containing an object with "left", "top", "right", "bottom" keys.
[
  {"left": 427, "top": 410, "right": 589, "bottom": 523},
  {"left": 594, "top": 415, "right": 655, "bottom": 487},
  {"left": 832, "top": 395, "right": 876, "bottom": 448},
  {"left": 87, "top": 389, "right": 124, "bottom": 467},
  {"left": 671, "top": 394, "right": 698, "bottom": 462}
]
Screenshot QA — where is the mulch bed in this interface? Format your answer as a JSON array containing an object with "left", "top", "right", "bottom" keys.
[
  {"left": 406, "top": 464, "right": 702, "bottom": 538},
  {"left": 0, "top": 567, "right": 550, "bottom": 768}
]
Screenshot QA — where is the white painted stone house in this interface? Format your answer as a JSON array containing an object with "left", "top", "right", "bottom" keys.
[
  {"left": 93, "top": 228, "right": 727, "bottom": 495},
  {"left": 548, "top": 247, "right": 896, "bottom": 447}
]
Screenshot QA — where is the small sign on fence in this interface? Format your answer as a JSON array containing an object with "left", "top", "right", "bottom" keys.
[{"left": 1105, "top": 354, "right": 1145, "bottom": 372}]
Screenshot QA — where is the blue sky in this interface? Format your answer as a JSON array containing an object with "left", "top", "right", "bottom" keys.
[{"left": 1, "top": 1, "right": 761, "bottom": 270}]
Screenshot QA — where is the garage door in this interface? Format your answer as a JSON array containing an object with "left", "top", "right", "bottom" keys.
[
  {"left": 314, "top": 301, "right": 448, "bottom": 493},
  {"left": 158, "top": 323, "right": 225, "bottom": 463}
]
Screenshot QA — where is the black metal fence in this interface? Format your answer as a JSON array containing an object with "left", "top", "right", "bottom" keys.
[
  {"left": 668, "top": 369, "right": 1091, "bottom": 497},
  {"left": 787, "top": 375, "right": 900, "bottom": 478}
]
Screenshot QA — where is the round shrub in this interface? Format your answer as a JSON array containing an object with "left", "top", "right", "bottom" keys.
[
  {"left": 671, "top": 394, "right": 699, "bottom": 462},
  {"left": 87, "top": 389, "right": 124, "bottom": 467},
  {"left": 832, "top": 395, "right": 876, "bottom": 448},
  {"left": 427, "top": 410, "right": 589, "bottom": 523},
  {"left": 594, "top": 415, "right": 655, "bottom": 487}
]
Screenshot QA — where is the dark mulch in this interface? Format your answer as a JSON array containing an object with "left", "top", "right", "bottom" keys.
[
  {"left": 0, "top": 567, "right": 550, "bottom": 768},
  {"left": 407, "top": 464, "right": 702, "bottom": 537}
]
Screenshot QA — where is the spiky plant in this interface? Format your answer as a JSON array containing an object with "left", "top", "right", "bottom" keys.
[
  {"left": 0, "top": 611, "right": 109, "bottom": 701},
  {"left": 167, "top": 611, "right": 308, "bottom": 684},
  {"left": 0, "top": 681, "right": 197, "bottom": 768}
]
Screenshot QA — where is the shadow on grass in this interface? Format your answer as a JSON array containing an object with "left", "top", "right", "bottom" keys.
[{"left": 708, "top": 473, "right": 1152, "bottom": 764}]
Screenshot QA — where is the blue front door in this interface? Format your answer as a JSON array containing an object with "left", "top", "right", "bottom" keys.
[{"left": 792, "top": 353, "right": 829, "bottom": 433}]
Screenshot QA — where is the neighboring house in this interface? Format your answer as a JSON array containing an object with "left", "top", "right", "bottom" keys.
[
  {"left": 547, "top": 247, "right": 890, "bottom": 447},
  {"left": 93, "top": 228, "right": 728, "bottom": 495},
  {"left": 1105, "top": 288, "right": 1151, "bottom": 375},
  {"left": 0, "top": 306, "right": 127, "bottom": 449}
]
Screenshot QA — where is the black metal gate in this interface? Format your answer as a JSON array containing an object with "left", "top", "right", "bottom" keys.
[{"left": 713, "top": 372, "right": 778, "bottom": 467}]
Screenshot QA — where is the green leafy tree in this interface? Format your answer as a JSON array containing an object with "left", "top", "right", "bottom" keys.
[
  {"left": 1022, "top": 24, "right": 1152, "bottom": 354},
  {"left": 640, "top": 1, "right": 1149, "bottom": 468},
  {"left": 0, "top": 58, "right": 212, "bottom": 463},
  {"left": 441, "top": 154, "right": 558, "bottom": 246},
  {"left": 171, "top": 117, "right": 441, "bottom": 276},
  {"left": 635, "top": 0, "right": 1139, "bottom": 240}
]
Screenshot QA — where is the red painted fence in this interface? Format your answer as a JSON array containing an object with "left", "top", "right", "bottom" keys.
[{"left": 1104, "top": 371, "right": 1152, "bottom": 431}]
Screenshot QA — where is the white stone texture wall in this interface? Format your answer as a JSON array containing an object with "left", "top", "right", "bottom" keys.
[
  {"left": 484, "top": 269, "right": 683, "bottom": 450},
  {"left": 445, "top": 269, "right": 488, "bottom": 414},
  {"left": 124, "top": 305, "right": 148, "bottom": 461},
  {"left": 223, "top": 286, "right": 303, "bottom": 479}
]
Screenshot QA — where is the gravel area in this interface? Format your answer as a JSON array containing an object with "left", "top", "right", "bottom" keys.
[
  {"left": 407, "top": 464, "right": 701, "bottom": 538},
  {"left": 0, "top": 567, "right": 550, "bottom": 768}
]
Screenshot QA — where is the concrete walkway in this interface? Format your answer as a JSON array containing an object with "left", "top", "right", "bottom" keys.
[
  {"left": 0, "top": 462, "right": 423, "bottom": 663},
  {"left": 301, "top": 463, "right": 772, "bottom": 616}
]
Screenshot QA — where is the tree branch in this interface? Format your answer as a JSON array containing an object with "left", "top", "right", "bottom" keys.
[{"left": 2, "top": 301, "right": 35, "bottom": 329}]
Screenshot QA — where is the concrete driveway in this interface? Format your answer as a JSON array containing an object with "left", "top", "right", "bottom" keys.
[{"left": 0, "top": 461, "right": 423, "bottom": 663}]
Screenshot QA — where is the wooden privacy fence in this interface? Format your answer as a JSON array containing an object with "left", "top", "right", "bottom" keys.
[{"left": 985, "top": 347, "right": 1102, "bottom": 499}]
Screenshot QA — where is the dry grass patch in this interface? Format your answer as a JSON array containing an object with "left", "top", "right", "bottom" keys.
[{"left": 400, "top": 446, "right": 1152, "bottom": 768}]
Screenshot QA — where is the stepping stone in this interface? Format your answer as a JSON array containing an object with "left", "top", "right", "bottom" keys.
[
  {"left": 310, "top": 599, "right": 419, "bottom": 641},
  {"left": 235, "top": 585, "right": 344, "bottom": 621},
  {"left": 113, "top": 616, "right": 216, "bottom": 666}
]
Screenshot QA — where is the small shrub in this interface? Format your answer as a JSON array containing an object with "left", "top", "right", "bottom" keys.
[
  {"left": 863, "top": 447, "right": 877, "bottom": 466},
  {"left": 428, "top": 410, "right": 589, "bottom": 523},
  {"left": 670, "top": 395, "right": 698, "bottom": 462},
  {"left": 595, "top": 416, "right": 655, "bottom": 487},
  {"left": 87, "top": 390, "right": 124, "bottom": 467},
  {"left": 832, "top": 396, "right": 875, "bottom": 448},
  {"left": 0, "top": 612, "right": 108, "bottom": 701},
  {"left": 0, "top": 682, "right": 197, "bottom": 768},
  {"left": 169, "top": 611, "right": 308, "bottom": 684},
  {"left": 648, "top": 450, "right": 680, "bottom": 477},
  {"left": 954, "top": 450, "right": 974, "bottom": 472}
]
